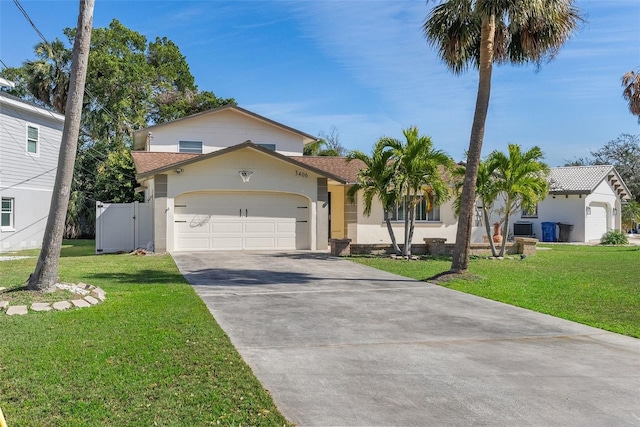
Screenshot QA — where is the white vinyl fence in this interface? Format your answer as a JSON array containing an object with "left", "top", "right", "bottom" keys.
[{"left": 95, "top": 201, "right": 153, "bottom": 254}]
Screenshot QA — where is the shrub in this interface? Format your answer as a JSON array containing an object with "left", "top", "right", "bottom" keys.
[{"left": 600, "top": 230, "right": 629, "bottom": 245}]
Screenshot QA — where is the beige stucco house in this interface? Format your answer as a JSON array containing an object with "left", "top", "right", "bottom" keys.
[{"left": 130, "top": 105, "right": 482, "bottom": 253}]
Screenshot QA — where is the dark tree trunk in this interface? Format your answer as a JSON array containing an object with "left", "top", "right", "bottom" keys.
[
  {"left": 28, "top": 0, "right": 95, "bottom": 292},
  {"left": 451, "top": 14, "right": 495, "bottom": 273}
]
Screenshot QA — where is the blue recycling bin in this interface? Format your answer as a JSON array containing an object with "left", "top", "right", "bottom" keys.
[{"left": 541, "top": 222, "right": 556, "bottom": 242}]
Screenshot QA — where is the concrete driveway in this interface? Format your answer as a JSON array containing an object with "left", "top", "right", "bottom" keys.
[{"left": 172, "top": 251, "right": 640, "bottom": 426}]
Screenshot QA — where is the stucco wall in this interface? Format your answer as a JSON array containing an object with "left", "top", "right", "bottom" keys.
[
  {"left": 147, "top": 109, "right": 305, "bottom": 156},
  {"left": 352, "top": 194, "right": 476, "bottom": 245}
]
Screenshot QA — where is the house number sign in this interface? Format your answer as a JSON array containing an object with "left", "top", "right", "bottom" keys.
[{"left": 295, "top": 170, "right": 309, "bottom": 178}]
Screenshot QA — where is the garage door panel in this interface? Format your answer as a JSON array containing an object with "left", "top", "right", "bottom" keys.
[
  {"left": 245, "top": 221, "right": 276, "bottom": 233},
  {"left": 212, "top": 221, "right": 243, "bottom": 233},
  {"left": 277, "top": 221, "right": 296, "bottom": 233},
  {"left": 176, "top": 237, "right": 211, "bottom": 250},
  {"left": 211, "top": 237, "right": 243, "bottom": 250},
  {"left": 175, "top": 220, "right": 210, "bottom": 234},
  {"left": 174, "top": 192, "right": 309, "bottom": 251}
]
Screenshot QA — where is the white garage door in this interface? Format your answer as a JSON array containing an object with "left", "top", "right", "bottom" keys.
[
  {"left": 586, "top": 203, "right": 608, "bottom": 241},
  {"left": 173, "top": 192, "right": 310, "bottom": 251}
]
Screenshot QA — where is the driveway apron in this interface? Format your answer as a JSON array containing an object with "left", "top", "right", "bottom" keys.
[{"left": 172, "top": 252, "right": 640, "bottom": 426}]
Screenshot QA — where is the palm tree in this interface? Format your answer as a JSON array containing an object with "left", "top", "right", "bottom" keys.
[
  {"left": 488, "top": 144, "right": 549, "bottom": 257},
  {"left": 304, "top": 139, "right": 340, "bottom": 156},
  {"left": 347, "top": 142, "right": 402, "bottom": 254},
  {"left": 622, "top": 69, "right": 640, "bottom": 120},
  {"left": 23, "top": 39, "right": 72, "bottom": 114},
  {"left": 423, "top": 0, "right": 583, "bottom": 273},
  {"left": 621, "top": 201, "right": 640, "bottom": 233},
  {"left": 381, "top": 127, "right": 453, "bottom": 258}
]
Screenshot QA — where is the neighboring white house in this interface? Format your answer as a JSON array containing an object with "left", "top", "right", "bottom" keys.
[
  {"left": 0, "top": 90, "right": 65, "bottom": 252},
  {"left": 509, "top": 165, "right": 631, "bottom": 242}
]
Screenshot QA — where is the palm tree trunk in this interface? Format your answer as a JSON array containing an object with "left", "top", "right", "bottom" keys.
[
  {"left": 407, "top": 202, "right": 416, "bottom": 258},
  {"left": 450, "top": 14, "right": 496, "bottom": 273},
  {"left": 483, "top": 207, "right": 498, "bottom": 257},
  {"left": 27, "top": 0, "right": 95, "bottom": 292},
  {"left": 384, "top": 210, "right": 402, "bottom": 255},
  {"left": 403, "top": 203, "right": 410, "bottom": 258},
  {"left": 499, "top": 201, "right": 511, "bottom": 257}
]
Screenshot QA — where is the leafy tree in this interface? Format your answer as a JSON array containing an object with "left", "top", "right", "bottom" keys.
[
  {"left": 621, "top": 201, "right": 640, "bottom": 232},
  {"left": 304, "top": 139, "right": 340, "bottom": 156},
  {"left": 622, "top": 69, "right": 640, "bottom": 120},
  {"left": 318, "top": 126, "right": 347, "bottom": 156},
  {"left": 1, "top": 19, "right": 235, "bottom": 237},
  {"left": 488, "top": 144, "right": 549, "bottom": 257},
  {"left": 423, "top": 0, "right": 583, "bottom": 273},
  {"left": 94, "top": 148, "right": 143, "bottom": 203},
  {"left": 347, "top": 142, "right": 402, "bottom": 254},
  {"left": 381, "top": 127, "right": 453, "bottom": 257},
  {"left": 591, "top": 134, "right": 640, "bottom": 202}
]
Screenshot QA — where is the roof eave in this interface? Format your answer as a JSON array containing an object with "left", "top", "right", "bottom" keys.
[{"left": 136, "top": 141, "right": 347, "bottom": 184}]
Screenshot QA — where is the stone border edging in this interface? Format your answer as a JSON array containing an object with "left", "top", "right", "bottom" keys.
[{"left": 0, "top": 283, "right": 106, "bottom": 316}]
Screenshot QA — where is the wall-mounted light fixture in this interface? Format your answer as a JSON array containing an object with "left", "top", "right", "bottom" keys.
[
  {"left": 613, "top": 207, "right": 618, "bottom": 216},
  {"left": 239, "top": 170, "right": 254, "bottom": 183},
  {"left": 175, "top": 168, "right": 184, "bottom": 174},
  {"left": 586, "top": 206, "right": 591, "bottom": 215}
]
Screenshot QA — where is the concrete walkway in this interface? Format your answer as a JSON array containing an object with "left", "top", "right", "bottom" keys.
[{"left": 173, "top": 252, "right": 640, "bottom": 426}]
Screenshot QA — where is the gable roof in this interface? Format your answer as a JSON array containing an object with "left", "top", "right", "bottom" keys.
[
  {"left": 132, "top": 105, "right": 318, "bottom": 150},
  {"left": 131, "top": 141, "right": 347, "bottom": 183},
  {"left": 549, "top": 165, "right": 631, "bottom": 200}
]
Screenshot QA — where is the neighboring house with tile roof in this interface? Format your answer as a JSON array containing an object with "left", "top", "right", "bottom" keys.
[
  {"left": 0, "top": 90, "right": 65, "bottom": 252},
  {"left": 510, "top": 165, "right": 631, "bottom": 242}
]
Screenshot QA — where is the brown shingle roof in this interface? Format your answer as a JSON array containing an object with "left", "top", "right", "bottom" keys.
[
  {"left": 290, "top": 156, "right": 364, "bottom": 183},
  {"left": 131, "top": 147, "right": 355, "bottom": 183},
  {"left": 131, "top": 152, "right": 201, "bottom": 176}
]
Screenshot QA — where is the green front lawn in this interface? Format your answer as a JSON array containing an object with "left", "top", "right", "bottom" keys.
[
  {"left": 0, "top": 241, "right": 290, "bottom": 426},
  {"left": 351, "top": 244, "right": 640, "bottom": 338}
]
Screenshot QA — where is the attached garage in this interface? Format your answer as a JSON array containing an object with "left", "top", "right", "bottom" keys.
[
  {"left": 585, "top": 202, "right": 608, "bottom": 241},
  {"left": 173, "top": 191, "right": 310, "bottom": 251}
]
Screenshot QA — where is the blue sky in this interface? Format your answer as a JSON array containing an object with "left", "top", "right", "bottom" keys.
[{"left": 1, "top": 0, "right": 639, "bottom": 166}]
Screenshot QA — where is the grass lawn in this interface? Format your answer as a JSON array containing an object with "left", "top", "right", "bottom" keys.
[
  {"left": 351, "top": 244, "right": 640, "bottom": 338},
  {"left": 0, "top": 240, "right": 290, "bottom": 426}
]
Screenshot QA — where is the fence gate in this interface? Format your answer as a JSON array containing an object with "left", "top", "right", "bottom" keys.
[{"left": 95, "top": 201, "right": 152, "bottom": 254}]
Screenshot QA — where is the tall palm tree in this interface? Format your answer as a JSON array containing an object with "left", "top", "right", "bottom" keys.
[
  {"left": 23, "top": 39, "right": 72, "bottom": 114},
  {"left": 381, "top": 127, "right": 453, "bottom": 257},
  {"left": 347, "top": 142, "right": 402, "bottom": 254},
  {"left": 423, "top": 0, "right": 583, "bottom": 273},
  {"left": 488, "top": 144, "right": 549, "bottom": 257},
  {"left": 622, "top": 70, "right": 640, "bottom": 120}
]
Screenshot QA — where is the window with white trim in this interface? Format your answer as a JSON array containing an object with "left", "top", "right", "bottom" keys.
[
  {"left": 1, "top": 198, "right": 14, "bottom": 230},
  {"left": 178, "top": 140, "right": 203, "bottom": 153},
  {"left": 27, "top": 124, "right": 39, "bottom": 154},
  {"left": 389, "top": 196, "right": 441, "bottom": 222}
]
